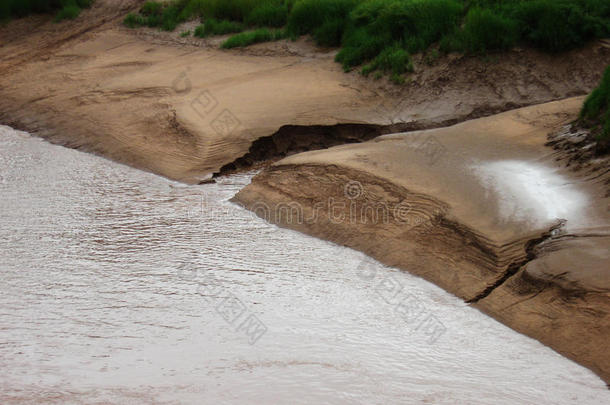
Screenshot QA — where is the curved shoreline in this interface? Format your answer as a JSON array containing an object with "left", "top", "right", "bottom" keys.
[
  {"left": 232, "top": 99, "right": 610, "bottom": 383},
  {"left": 1, "top": 0, "right": 609, "bottom": 386}
]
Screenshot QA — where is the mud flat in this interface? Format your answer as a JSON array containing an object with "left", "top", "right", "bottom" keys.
[
  {"left": 233, "top": 98, "right": 610, "bottom": 383},
  {"left": 1, "top": 0, "right": 610, "bottom": 183}
]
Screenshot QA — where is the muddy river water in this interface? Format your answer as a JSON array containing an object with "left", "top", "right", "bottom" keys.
[{"left": 1, "top": 126, "right": 609, "bottom": 404}]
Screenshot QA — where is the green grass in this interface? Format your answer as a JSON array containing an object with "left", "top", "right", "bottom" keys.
[
  {"left": 361, "top": 43, "right": 413, "bottom": 77},
  {"left": 580, "top": 66, "right": 610, "bottom": 154},
  {"left": 286, "top": 0, "right": 356, "bottom": 40},
  {"left": 120, "top": 0, "right": 610, "bottom": 83},
  {"left": 1, "top": 0, "right": 93, "bottom": 22},
  {"left": 123, "top": 13, "right": 145, "bottom": 28},
  {"left": 335, "top": 0, "right": 463, "bottom": 70},
  {"left": 122, "top": 0, "right": 293, "bottom": 31},
  {"left": 221, "top": 28, "right": 285, "bottom": 48},
  {"left": 245, "top": 1, "right": 288, "bottom": 27},
  {"left": 456, "top": 7, "right": 518, "bottom": 53},
  {"left": 509, "top": 0, "right": 609, "bottom": 53},
  {"left": 141, "top": 1, "right": 162, "bottom": 16},
  {"left": 335, "top": 28, "right": 391, "bottom": 71},
  {"left": 186, "top": 0, "right": 275, "bottom": 22},
  {"left": 194, "top": 18, "right": 245, "bottom": 37},
  {"left": 54, "top": 4, "right": 80, "bottom": 21}
]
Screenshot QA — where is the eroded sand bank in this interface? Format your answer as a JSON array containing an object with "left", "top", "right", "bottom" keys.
[
  {"left": 233, "top": 98, "right": 610, "bottom": 383},
  {"left": 1, "top": 0, "right": 609, "bottom": 183}
]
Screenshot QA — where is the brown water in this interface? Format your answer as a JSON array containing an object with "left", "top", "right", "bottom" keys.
[{"left": 1, "top": 126, "right": 608, "bottom": 404}]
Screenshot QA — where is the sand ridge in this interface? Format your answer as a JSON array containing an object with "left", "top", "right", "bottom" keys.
[{"left": 233, "top": 99, "right": 610, "bottom": 383}]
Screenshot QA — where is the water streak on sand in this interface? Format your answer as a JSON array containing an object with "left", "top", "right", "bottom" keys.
[{"left": 472, "top": 160, "right": 589, "bottom": 227}]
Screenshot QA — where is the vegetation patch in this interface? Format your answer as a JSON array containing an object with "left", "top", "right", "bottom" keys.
[
  {"left": 122, "top": 0, "right": 293, "bottom": 31},
  {"left": 245, "top": 1, "right": 289, "bottom": 27},
  {"left": 335, "top": 0, "right": 463, "bottom": 70},
  {"left": 580, "top": 66, "right": 610, "bottom": 154},
  {"left": 286, "top": 0, "right": 356, "bottom": 44},
  {"left": 445, "top": 7, "right": 518, "bottom": 53},
  {"left": 194, "top": 18, "right": 245, "bottom": 37},
  {"left": 221, "top": 28, "right": 286, "bottom": 48},
  {"left": 361, "top": 44, "right": 413, "bottom": 83},
  {"left": 121, "top": 0, "right": 610, "bottom": 83}
]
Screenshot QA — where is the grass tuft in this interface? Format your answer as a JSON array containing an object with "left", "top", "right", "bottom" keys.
[
  {"left": 361, "top": 43, "right": 413, "bottom": 77},
  {"left": 221, "top": 28, "right": 285, "bottom": 48},
  {"left": 459, "top": 7, "right": 518, "bottom": 53},
  {"left": 194, "top": 18, "right": 245, "bottom": 37},
  {"left": 286, "top": 0, "right": 357, "bottom": 37},
  {"left": 123, "top": 13, "right": 145, "bottom": 28},
  {"left": 54, "top": 4, "right": 81, "bottom": 22},
  {"left": 580, "top": 66, "right": 610, "bottom": 154},
  {"left": 141, "top": 1, "right": 162, "bottom": 16}
]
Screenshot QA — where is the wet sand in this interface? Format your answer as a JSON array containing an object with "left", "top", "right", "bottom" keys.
[{"left": 233, "top": 98, "right": 610, "bottom": 383}]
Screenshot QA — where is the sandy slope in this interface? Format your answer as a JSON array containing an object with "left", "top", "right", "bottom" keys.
[
  {"left": 1, "top": 0, "right": 609, "bottom": 182},
  {"left": 233, "top": 98, "right": 610, "bottom": 383},
  {"left": 1, "top": 28, "right": 376, "bottom": 183}
]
